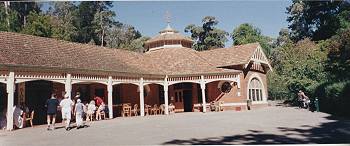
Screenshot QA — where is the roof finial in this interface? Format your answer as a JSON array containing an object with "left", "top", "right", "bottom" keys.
[{"left": 164, "top": 10, "right": 171, "bottom": 25}]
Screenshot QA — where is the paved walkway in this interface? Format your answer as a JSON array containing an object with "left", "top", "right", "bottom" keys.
[{"left": 1, "top": 106, "right": 350, "bottom": 145}]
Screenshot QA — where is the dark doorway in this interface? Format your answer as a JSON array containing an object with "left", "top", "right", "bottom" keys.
[
  {"left": 0, "top": 84, "right": 7, "bottom": 115},
  {"left": 183, "top": 90, "right": 193, "bottom": 112},
  {"left": 95, "top": 88, "right": 104, "bottom": 97},
  {"left": 76, "top": 84, "right": 90, "bottom": 103},
  {"left": 25, "top": 80, "right": 53, "bottom": 125}
]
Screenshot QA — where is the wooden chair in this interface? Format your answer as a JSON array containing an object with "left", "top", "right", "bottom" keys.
[
  {"left": 144, "top": 104, "right": 150, "bottom": 116},
  {"left": 132, "top": 104, "right": 139, "bottom": 116},
  {"left": 151, "top": 104, "right": 159, "bottom": 115},
  {"left": 159, "top": 104, "right": 165, "bottom": 115},
  {"left": 25, "top": 110, "right": 34, "bottom": 127},
  {"left": 168, "top": 104, "right": 175, "bottom": 114},
  {"left": 122, "top": 104, "right": 131, "bottom": 117},
  {"left": 100, "top": 111, "right": 106, "bottom": 119}
]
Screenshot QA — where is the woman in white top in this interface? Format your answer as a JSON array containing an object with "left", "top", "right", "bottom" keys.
[{"left": 87, "top": 100, "right": 96, "bottom": 122}]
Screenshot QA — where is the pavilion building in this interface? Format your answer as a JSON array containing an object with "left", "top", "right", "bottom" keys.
[{"left": 0, "top": 24, "right": 272, "bottom": 131}]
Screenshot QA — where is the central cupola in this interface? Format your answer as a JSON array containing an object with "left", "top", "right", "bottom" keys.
[{"left": 145, "top": 12, "right": 193, "bottom": 52}]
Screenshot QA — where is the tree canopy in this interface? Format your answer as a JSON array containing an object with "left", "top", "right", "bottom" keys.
[
  {"left": 287, "top": 0, "right": 350, "bottom": 42},
  {"left": 185, "top": 16, "right": 228, "bottom": 51},
  {"left": 231, "top": 23, "right": 273, "bottom": 55}
]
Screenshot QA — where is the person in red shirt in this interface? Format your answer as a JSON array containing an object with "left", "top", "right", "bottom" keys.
[{"left": 94, "top": 96, "right": 104, "bottom": 107}]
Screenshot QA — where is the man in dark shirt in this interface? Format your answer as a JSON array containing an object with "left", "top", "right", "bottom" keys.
[{"left": 45, "top": 93, "right": 59, "bottom": 130}]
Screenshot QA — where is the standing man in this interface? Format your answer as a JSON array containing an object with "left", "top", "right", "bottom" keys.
[
  {"left": 45, "top": 93, "right": 59, "bottom": 130},
  {"left": 60, "top": 93, "right": 74, "bottom": 131}
]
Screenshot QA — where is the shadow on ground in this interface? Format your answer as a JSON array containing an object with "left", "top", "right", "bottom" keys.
[{"left": 163, "top": 115, "right": 350, "bottom": 145}]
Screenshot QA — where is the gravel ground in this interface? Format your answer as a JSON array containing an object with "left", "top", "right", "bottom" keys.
[{"left": 1, "top": 105, "right": 349, "bottom": 145}]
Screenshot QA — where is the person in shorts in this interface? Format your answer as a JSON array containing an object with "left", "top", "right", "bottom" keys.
[
  {"left": 45, "top": 93, "right": 59, "bottom": 130},
  {"left": 60, "top": 94, "right": 74, "bottom": 131}
]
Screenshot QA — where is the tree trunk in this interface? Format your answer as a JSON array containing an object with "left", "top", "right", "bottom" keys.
[
  {"left": 100, "top": 14, "right": 104, "bottom": 46},
  {"left": 4, "top": 1, "right": 10, "bottom": 29},
  {"left": 24, "top": 3, "right": 27, "bottom": 27},
  {"left": 101, "top": 28, "right": 104, "bottom": 46}
]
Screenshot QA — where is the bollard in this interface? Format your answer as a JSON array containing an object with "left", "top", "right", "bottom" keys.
[
  {"left": 247, "top": 99, "right": 252, "bottom": 110},
  {"left": 315, "top": 97, "right": 319, "bottom": 112}
]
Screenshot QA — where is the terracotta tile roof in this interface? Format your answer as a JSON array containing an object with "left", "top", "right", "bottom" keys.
[
  {"left": 0, "top": 32, "right": 240, "bottom": 76},
  {"left": 0, "top": 31, "right": 148, "bottom": 75},
  {"left": 144, "top": 47, "right": 240, "bottom": 75},
  {"left": 199, "top": 43, "right": 260, "bottom": 67},
  {"left": 145, "top": 33, "right": 193, "bottom": 44}
]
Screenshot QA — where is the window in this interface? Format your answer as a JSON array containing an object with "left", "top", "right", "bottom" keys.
[{"left": 248, "top": 78, "right": 264, "bottom": 101}]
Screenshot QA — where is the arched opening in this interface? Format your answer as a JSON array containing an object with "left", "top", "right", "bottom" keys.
[
  {"left": 140, "top": 83, "right": 163, "bottom": 115},
  {"left": 72, "top": 82, "right": 107, "bottom": 104},
  {"left": 168, "top": 82, "right": 200, "bottom": 112},
  {"left": 0, "top": 83, "right": 7, "bottom": 129},
  {"left": 23, "top": 80, "right": 65, "bottom": 125},
  {"left": 248, "top": 78, "right": 264, "bottom": 102},
  {"left": 111, "top": 83, "right": 139, "bottom": 117}
]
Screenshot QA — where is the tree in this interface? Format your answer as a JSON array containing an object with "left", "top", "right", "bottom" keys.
[
  {"left": 185, "top": 16, "right": 228, "bottom": 51},
  {"left": 269, "top": 38, "right": 327, "bottom": 100},
  {"left": 0, "top": 2, "right": 21, "bottom": 32},
  {"left": 276, "top": 28, "right": 292, "bottom": 47},
  {"left": 287, "top": 0, "right": 350, "bottom": 42},
  {"left": 231, "top": 23, "right": 273, "bottom": 56},
  {"left": 325, "top": 28, "right": 350, "bottom": 81},
  {"left": 129, "top": 36, "right": 151, "bottom": 53},
  {"left": 21, "top": 11, "right": 52, "bottom": 37},
  {"left": 93, "top": 2, "right": 115, "bottom": 46},
  {"left": 105, "top": 24, "right": 143, "bottom": 51},
  {"left": 9, "top": 2, "right": 41, "bottom": 27},
  {"left": 48, "top": 2, "right": 78, "bottom": 41},
  {"left": 75, "top": 1, "right": 99, "bottom": 44}
]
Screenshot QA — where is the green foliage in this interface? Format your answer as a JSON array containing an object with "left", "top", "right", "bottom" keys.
[
  {"left": 231, "top": 23, "right": 273, "bottom": 56},
  {"left": 93, "top": 5, "right": 116, "bottom": 46},
  {"left": 9, "top": 2, "right": 41, "bottom": 28},
  {"left": 21, "top": 11, "right": 52, "bottom": 37},
  {"left": 185, "top": 16, "right": 228, "bottom": 51},
  {"left": 129, "top": 36, "right": 151, "bottom": 53},
  {"left": 105, "top": 24, "right": 145, "bottom": 51},
  {"left": 49, "top": 2, "right": 78, "bottom": 41},
  {"left": 314, "top": 81, "right": 350, "bottom": 117},
  {"left": 269, "top": 38, "right": 327, "bottom": 100},
  {"left": 0, "top": 4, "right": 21, "bottom": 32},
  {"left": 325, "top": 28, "right": 350, "bottom": 80},
  {"left": 287, "top": 0, "right": 350, "bottom": 42},
  {"left": 74, "top": 1, "right": 100, "bottom": 44}
]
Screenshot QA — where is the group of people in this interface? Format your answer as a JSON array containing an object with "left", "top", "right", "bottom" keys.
[
  {"left": 0, "top": 103, "right": 32, "bottom": 130},
  {"left": 45, "top": 92, "right": 107, "bottom": 131}
]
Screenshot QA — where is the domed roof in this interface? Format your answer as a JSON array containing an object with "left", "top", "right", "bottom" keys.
[{"left": 145, "top": 24, "right": 193, "bottom": 44}]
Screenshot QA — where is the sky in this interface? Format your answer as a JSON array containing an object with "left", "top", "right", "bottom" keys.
[
  {"left": 43, "top": 0, "right": 292, "bottom": 46},
  {"left": 114, "top": 1, "right": 291, "bottom": 40}
]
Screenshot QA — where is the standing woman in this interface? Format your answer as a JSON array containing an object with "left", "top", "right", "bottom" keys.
[{"left": 74, "top": 99, "right": 84, "bottom": 129}]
